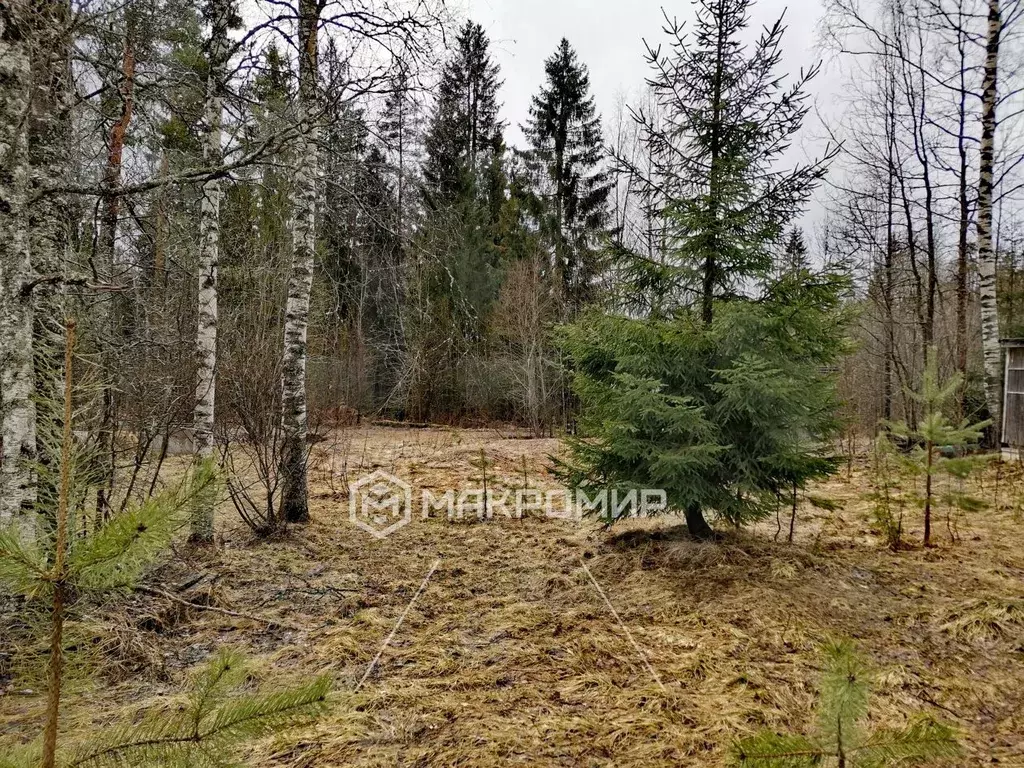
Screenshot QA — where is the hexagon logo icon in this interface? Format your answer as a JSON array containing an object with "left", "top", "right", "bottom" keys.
[{"left": 349, "top": 470, "right": 413, "bottom": 539}]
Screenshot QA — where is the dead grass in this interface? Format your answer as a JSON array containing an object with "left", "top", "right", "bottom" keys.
[{"left": 3, "top": 426, "right": 1024, "bottom": 766}]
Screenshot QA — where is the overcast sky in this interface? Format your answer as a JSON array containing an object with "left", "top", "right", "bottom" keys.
[
  {"left": 461, "top": 0, "right": 840, "bottom": 233},
  {"left": 465, "top": 0, "right": 831, "bottom": 146}
]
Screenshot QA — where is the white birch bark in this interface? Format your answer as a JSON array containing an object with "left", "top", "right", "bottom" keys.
[
  {"left": 0, "top": 0, "right": 36, "bottom": 522},
  {"left": 279, "top": 0, "right": 321, "bottom": 524},
  {"left": 978, "top": 0, "right": 1002, "bottom": 442},
  {"left": 28, "top": 0, "right": 74, "bottom": 511},
  {"left": 191, "top": 0, "right": 232, "bottom": 542}
]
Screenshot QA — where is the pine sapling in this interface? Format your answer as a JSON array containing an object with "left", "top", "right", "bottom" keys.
[
  {"left": 733, "top": 640, "right": 960, "bottom": 767},
  {"left": 468, "top": 448, "right": 495, "bottom": 519},
  {"left": 0, "top": 319, "right": 331, "bottom": 767},
  {"left": 885, "top": 350, "right": 989, "bottom": 547},
  {"left": 868, "top": 435, "right": 907, "bottom": 551}
]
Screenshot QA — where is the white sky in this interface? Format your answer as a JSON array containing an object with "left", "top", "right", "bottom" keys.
[
  {"left": 465, "top": 0, "right": 837, "bottom": 230},
  {"left": 466, "top": 0, "right": 830, "bottom": 145}
]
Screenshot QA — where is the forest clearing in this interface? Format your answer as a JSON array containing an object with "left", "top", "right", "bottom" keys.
[
  {"left": 4, "top": 426, "right": 1024, "bottom": 766},
  {"left": 4, "top": 0, "right": 1024, "bottom": 764}
]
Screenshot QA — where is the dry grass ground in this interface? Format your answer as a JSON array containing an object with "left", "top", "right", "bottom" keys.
[{"left": 3, "top": 426, "right": 1024, "bottom": 766}]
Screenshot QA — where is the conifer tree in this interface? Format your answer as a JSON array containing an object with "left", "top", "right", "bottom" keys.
[
  {"left": 557, "top": 270, "right": 850, "bottom": 539},
  {"left": 782, "top": 226, "right": 811, "bottom": 276},
  {"left": 559, "top": 0, "right": 842, "bottom": 539},
  {"left": 412, "top": 19, "right": 507, "bottom": 412},
  {"left": 521, "top": 38, "right": 611, "bottom": 317},
  {"left": 422, "top": 20, "right": 503, "bottom": 210},
  {"left": 622, "top": 0, "right": 835, "bottom": 324},
  {"left": 733, "top": 640, "right": 959, "bottom": 766},
  {"left": 885, "top": 350, "right": 989, "bottom": 547}
]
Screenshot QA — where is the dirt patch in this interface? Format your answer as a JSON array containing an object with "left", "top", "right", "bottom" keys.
[{"left": 3, "top": 427, "right": 1023, "bottom": 766}]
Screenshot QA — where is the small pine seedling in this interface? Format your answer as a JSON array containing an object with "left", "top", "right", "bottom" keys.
[
  {"left": 468, "top": 448, "right": 496, "bottom": 519},
  {"left": 0, "top": 321, "right": 332, "bottom": 767},
  {"left": 868, "top": 435, "right": 908, "bottom": 551},
  {"left": 733, "top": 640, "right": 960, "bottom": 767},
  {"left": 884, "top": 349, "right": 989, "bottom": 546}
]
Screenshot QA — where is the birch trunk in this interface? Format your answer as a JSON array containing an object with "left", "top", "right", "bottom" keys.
[
  {"left": 0, "top": 0, "right": 35, "bottom": 522},
  {"left": 279, "top": 0, "right": 321, "bottom": 524},
  {"left": 955, "top": 18, "right": 971, "bottom": 388},
  {"left": 29, "top": 0, "right": 74, "bottom": 512},
  {"left": 190, "top": 0, "right": 232, "bottom": 543},
  {"left": 978, "top": 0, "right": 1002, "bottom": 443}
]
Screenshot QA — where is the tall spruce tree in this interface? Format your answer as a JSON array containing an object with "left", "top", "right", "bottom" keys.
[
  {"left": 522, "top": 38, "right": 611, "bottom": 317},
  {"left": 559, "top": 1, "right": 844, "bottom": 539},
  {"left": 422, "top": 20, "right": 503, "bottom": 209},
  {"left": 622, "top": 0, "right": 834, "bottom": 324},
  {"left": 417, "top": 20, "right": 506, "bottom": 356}
]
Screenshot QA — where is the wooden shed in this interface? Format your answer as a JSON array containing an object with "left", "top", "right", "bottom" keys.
[{"left": 1001, "top": 339, "right": 1024, "bottom": 448}]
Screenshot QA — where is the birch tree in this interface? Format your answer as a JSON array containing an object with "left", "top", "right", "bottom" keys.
[
  {"left": 191, "top": 0, "right": 234, "bottom": 542},
  {"left": 977, "top": 0, "right": 1003, "bottom": 441},
  {"left": 28, "top": 0, "right": 74, "bottom": 511},
  {"left": 278, "top": 0, "right": 323, "bottom": 524},
  {"left": 0, "top": 0, "right": 35, "bottom": 522}
]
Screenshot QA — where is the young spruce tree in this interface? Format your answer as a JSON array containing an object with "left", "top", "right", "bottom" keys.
[
  {"left": 521, "top": 38, "right": 612, "bottom": 318},
  {"left": 559, "top": 0, "right": 843, "bottom": 539},
  {"left": 558, "top": 270, "right": 849, "bottom": 538}
]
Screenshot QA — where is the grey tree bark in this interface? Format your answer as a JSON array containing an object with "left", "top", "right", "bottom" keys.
[
  {"left": 28, "top": 0, "right": 74, "bottom": 511},
  {"left": 0, "top": 0, "right": 36, "bottom": 522},
  {"left": 279, "top": 0, "right": 322, "bottom": 524},
  {"left": 191, "top": 0, "right": 233, "bottom": 542},
  {"left": 978, "top": 0, "right": 1002, "bottom": 442}
]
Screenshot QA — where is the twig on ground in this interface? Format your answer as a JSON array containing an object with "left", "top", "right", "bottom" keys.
[
  {"left": 580, "top": 559, "right": 667, "bottom": 692},
  {"left": 355, "top": 558, "right": 441, "bottom": 691},
  {"left": 136, "top": 585, "right": 300, "bottom": 630}
]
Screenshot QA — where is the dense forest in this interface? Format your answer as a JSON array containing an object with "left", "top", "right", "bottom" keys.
[{"left": 2, "top": 0, "right": 1024, "bottom": 766}]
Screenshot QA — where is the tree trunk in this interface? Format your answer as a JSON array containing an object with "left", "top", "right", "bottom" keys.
[
  {"left": 883, "top": 67, "right": 897, "bottom": 423},
  {"left": 279, "top": 0, "right": 321, "bottom": 524},
  {"left": 95, "top": 15, "right": 137, "bottom": 523},
  {"left": 924, "top": 439, "right": 933, "bottom": 547},
  {"left": 955, "top": 21, "right": 971, "bottom": 391},
  {"left": 702, "top": 11, "right": 727, "bottom": 328},
  {"left": 190, "top": 0, "right": 232, "bottom": 543},
  {"left": 0, "top": 0, "right": 35, "bottom": 523},
  {"left": 908, "top": 27, "right": 938, "bottom": 352},
  {"left": 788, "top": 481, "right": 797, "bottom": 544},
  {"left": 978, "top": 0, "right": 1003, "bottom": 444},
  {"left": 29, "top": 0, "right": 74, "bottom": 514},
  {"left": 684, "top": 503, "right": 715, "bottom": 541}
]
